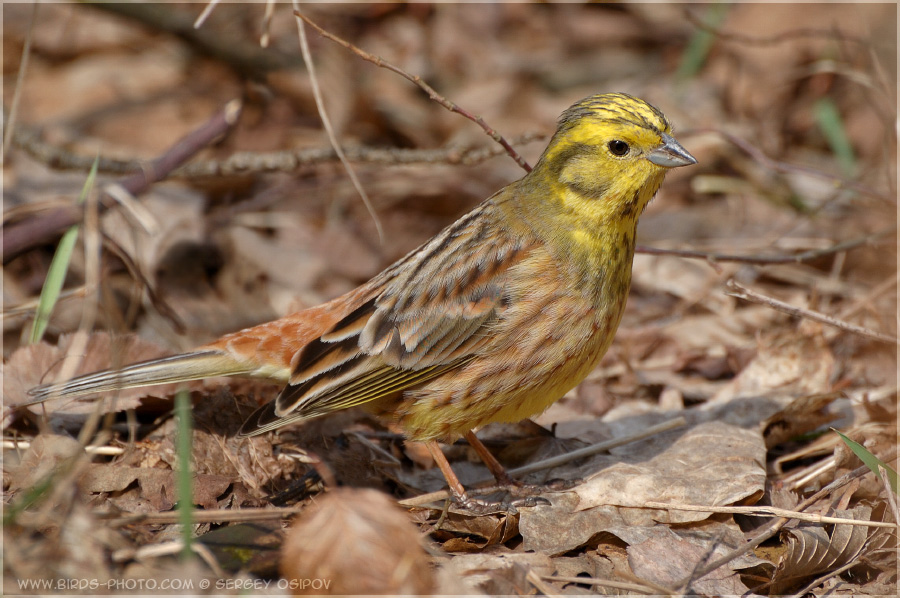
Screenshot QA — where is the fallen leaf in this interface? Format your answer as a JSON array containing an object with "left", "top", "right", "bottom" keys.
[{"left": 281, "top": 487, "right": 434, "bottom": 595}]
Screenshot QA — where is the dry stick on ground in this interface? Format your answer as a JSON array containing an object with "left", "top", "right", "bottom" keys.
[
  {"left": 12, "top": 123, "right": 545, "bottom": 176},
  {"left": 644, "top": 502, "right": 897, "bottom": 529},
  {"left": 192, "top": 0, "right": 221, "bottom": 29},
  {"left": 259, "top": 0, "right": 276, "bottom": 48},
  {"left": 2, "top": 100, "right": 242, "bottom": 262},
  {"left": 295, "top": 10, "right": 532, "bottom": 173},
  {"left": 637, "top": 226, "right": 896, "bottom": 265},
  {"left": 725, "top": 280, "right": 898, "bottom": 344},
  {"left": 878, "top": 465, "right": 900, "bottom": 526},
  {"left": 93, "top": 506, "right": 307, "bottom": 526}
]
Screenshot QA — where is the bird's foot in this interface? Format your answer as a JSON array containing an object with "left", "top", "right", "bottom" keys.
[
  {"left": 453, "top": 494, "right": 550, "bottom": 516},
  {"left": 492, "top": 475, "right": 583, "bottom": 497}
]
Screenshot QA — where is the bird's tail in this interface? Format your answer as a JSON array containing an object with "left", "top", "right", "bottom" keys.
[{"left": 26, "top": 351, "right": 257, "bottom": 405}]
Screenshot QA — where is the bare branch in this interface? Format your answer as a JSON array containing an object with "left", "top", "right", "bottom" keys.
[
  {"left": 726, "top": 280, "right": 897, "bottom": 345},
  {"left": 295, "top": 10, "right": 532, "bottom": 173},
  {"left": 3, "top": 100, "right": 243, "bottom": 262},
  {"left": 636, "top": 226, "right": 896, "bottom": 263}
]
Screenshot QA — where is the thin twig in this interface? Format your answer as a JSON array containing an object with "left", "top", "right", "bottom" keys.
[
  {"left": 636, "top": 226, "right": 896, "bottom": 263},
  {"left": 99, "top": 233, "right": 187, "bottom": 334},
  {"left": 526, "top": 569, "right": 566, "bottom": 598},
  {"left": 2, "top": 439, "right": 124, "bottom": 456},
  {"left": 260, "top": 0, "right": 276, "bottom": 48},
  {"left": 506, "top": 416, "right": 686, "bottom": 478},
  {"left": 726, "top": 280, "right": 898, "bottom": 345},
  {"left": 292, "top": 3, "right": 383, "bottom": 243},
  {"left": 878, "top": 465, "right": 900, "bottom": 527},
  {"left": 97, "top": 506, "right": 305, "bottom": 526},
  {"left": 72, "top": 172, "right": 103, "bottom": 448},
  {"left": 644, "top": 501, "right": 897, "bottom": 528},
  {"left": 193, "top": 0, "right": 221, "bottom": 29},
  {"left": 295, "top": 10, "right": 531, "bottom": 172},
  {"left": 787, "top": 456, "right": 838, "bottom": 491},
  {"left": 13, "top": 125, "right": 546, "bottom": 176},
  {"left": 111, "top": 539, "right": 225, "bottom": 577}
]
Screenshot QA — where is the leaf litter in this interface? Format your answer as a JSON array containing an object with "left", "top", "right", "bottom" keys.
[{"left": 2, "top": 2, "right": 896, "bottom": 596}]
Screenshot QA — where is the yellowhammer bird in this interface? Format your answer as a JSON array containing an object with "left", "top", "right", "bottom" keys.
[{"left": 28, "top": 93, "right": 696, "bottom": 509}]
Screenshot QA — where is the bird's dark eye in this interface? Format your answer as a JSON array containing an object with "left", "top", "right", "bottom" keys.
[{"left": 608, "top": 140, "right": 629, "bottom": 156}]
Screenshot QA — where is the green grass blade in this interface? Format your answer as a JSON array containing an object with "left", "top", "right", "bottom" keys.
[
  {"left": 814, "top": 98, "right": 857, "bottom": 178},
  {"left": 677, "top": 2, "right": 730, "bottom": 81},
  {"left": 833, "top": 428, "right": 898, "bottom": 494},
  {"left": 175, "top": 387, "right": 194, "bottom": 560},
  {"left": 29, "top": 157, "right": 100, "bottom": 344}
]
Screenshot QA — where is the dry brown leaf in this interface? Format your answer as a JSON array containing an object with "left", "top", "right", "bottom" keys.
[
  {"left": 710, "top": 329, "right": 836, "bottom": 408},
  {"left": 435, "top": 510, "right": 519, "bottom": 553},
  {"left": 769, "top": 505, "right": 875, "bottom": 595},
  {"left": 574, "top": 420, "right": 765, "bottom": 517},
  {"left": 519, "top": 493, "right": 627, "bottom": 555},
  {"left": 281, "top": 487, "right": 434, "bottom": 595},
  {"left": 517, "top": 417, "right": 766, "bottom": 554},
  {"left": 623, "top": 521, "right": 761, "bottom": 596},
  {"left": 80, "top": 465, "right": 232, "bottom": 511}
]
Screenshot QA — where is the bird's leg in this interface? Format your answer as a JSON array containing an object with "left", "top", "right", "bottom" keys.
[
  {"left": 464, "top": 430, "right": 518, "bottom": 486},
  {"left": 424, "top": 440, "right": 519, "bottom": 514},
  {"left": 424, "top": 440, "right": 472, "bottom": 504},
  {"left": 465, "top": 430, "right": 579, "bottom": 496}
]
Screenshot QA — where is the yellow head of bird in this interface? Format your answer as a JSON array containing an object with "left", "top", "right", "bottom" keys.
[{"left": 532, "top": 92, "right": 696, "bottom": 224}]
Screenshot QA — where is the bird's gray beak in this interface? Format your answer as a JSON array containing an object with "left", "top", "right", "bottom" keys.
[{"left": 648, "top": 133, "right": 697, "bottom": 168}]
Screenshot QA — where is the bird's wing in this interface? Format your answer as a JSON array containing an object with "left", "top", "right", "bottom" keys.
[{"left": 241, "top": 203, "right": 534, "bottom": 435}]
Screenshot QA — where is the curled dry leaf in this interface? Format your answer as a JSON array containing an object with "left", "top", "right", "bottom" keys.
[
  {"left": 432, "top": 508, "right": 519, "bottom": 553},
  {"left": 280, "top": 487, "right": 434, "bottom": 595},
  {"left": 768, "top": 505, "right": 876, "bottom": 595}
]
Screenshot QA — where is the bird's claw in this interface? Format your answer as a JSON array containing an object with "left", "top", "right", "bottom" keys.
[{"left": 452, "top": 493, "right": 550, "bottom": 515}]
